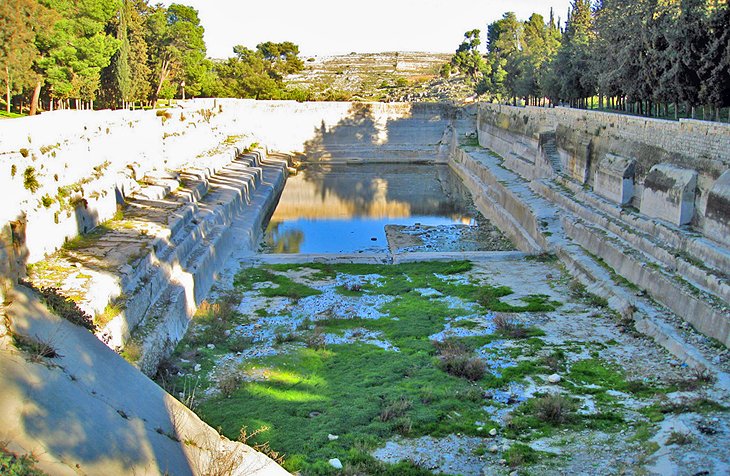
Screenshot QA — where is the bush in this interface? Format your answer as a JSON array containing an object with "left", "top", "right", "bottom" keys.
[
  {"left": 306, "top": 326, "right": 326, "bottom": 349},
  {"left": 0, "top": 444, "right": 46, "bottom": 476},
  {"left": 440, "top": 63, "right": 452, "bottom": 79},
  {"left": 217, "top": 365, "right": 243, "bottom": 396},
  {"left": 433, "top": 339, "right": 486, "bottom": 381},
  {"left": 493, "top": 314, "right": 528, "bottom": 338},
  {"left": 227, "top": 334, "right": 253, "bottom": 353},
  {"left": 12, "top": 333, "right": 59, "bottom": 363},
  {"left": 380, "top": 396, "right": 412, "bottom": 422},
  {"left": 534, "top": 394, "right": 574, "bottom": 425}
]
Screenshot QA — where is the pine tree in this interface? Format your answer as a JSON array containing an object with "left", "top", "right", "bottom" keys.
[{"left": 0, "top": 0, "right": 54, "bottom": 113}]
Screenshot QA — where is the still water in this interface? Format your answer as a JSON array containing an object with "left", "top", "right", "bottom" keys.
[{"left": 262, "top": 163, "right": 480, "bottom": 254}]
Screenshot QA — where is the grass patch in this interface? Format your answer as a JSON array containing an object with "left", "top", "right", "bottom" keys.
[
  {"left": 566, "top": 358, "right": 664, "bottom": 397},
  {"left": 234, "top": 267, "right": 321, "bottom": 300},
  {"left": 199, "top": 343, "right": 498, "bottom": 473},
  {"left": 171, "top": 261, "right": 572, "bottom": 472}
]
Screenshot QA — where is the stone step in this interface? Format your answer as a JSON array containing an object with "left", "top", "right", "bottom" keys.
[
  {"left": 105, "top": 155, "right": 272, "bottom": 348},
  {"left": 564, "top": 217, "right": 730, "bottom": 348},
  {"left": 532, "top": 178, "right": 730, "bottom": 304},
  {"left": 132, "top": 158, "right": 288, "bottom": 375}
]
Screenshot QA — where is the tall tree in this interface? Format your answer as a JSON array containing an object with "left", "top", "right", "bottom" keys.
[
  {"left": 486, "top": 12, "right": 523, "bottom": 100},
  {"left": 0, "top": 0, "right": 55, "bottom": 113},
  {"left": 36, "top": 0, "right": 120, "bottom": 108},
  {"left": 146, "top": 3, "right": 206, "bottom": 103},
  {"left": 554, "top": 0, "right": 596, "bottom": 107},
  {"left": 127, "top": 0, "right": 151, "bottom": 104},
  {"left": 450, "top": 30, "right": 485, "bottom": 82},
  {"left": 699, "top": 0, "right": 729, "bottom": 116},
  {"left": 100, "top": 0, "right": 132, "bottom": 108}
]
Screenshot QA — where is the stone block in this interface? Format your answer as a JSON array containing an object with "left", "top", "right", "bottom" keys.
[
  {"left": 705, "top": 170, "right": 730, "bottom": 245},
  {"left": 640, "top": 164, "right": 697, "bottom": 226},
  {"left": 594, "top": 154, "right": 636, "bottom": 205}
]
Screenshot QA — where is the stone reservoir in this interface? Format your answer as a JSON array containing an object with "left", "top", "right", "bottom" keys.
[{"left": 0, "top": 100, "right": 728, "bottom": 475}]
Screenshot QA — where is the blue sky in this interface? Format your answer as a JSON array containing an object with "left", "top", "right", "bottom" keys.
[{"left": 162, "top": 0, "right": 573, "bottom": 58}]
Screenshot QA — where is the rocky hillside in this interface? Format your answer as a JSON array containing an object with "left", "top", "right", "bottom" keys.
[{"left": 287, "top": 51, "right": 475, "bottom": 102}]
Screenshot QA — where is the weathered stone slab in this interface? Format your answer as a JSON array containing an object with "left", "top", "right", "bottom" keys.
[
  {"left": 705, "top": 170, "right": 730, "bottom": 245},
  {"left": 594, "top": 153, "right": 636, "bottom": 205},
  {"left": 640, "top": 164, "right": 698, "bottom": 226}
]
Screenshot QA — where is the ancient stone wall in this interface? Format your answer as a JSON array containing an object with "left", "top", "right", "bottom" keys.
[{"left": 477, "top": 104, "right": 730, "bottom": 245}]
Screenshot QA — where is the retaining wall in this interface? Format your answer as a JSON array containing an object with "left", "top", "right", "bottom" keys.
[{"left": 477, "top": 104, "right": 730, "bottom": 245}]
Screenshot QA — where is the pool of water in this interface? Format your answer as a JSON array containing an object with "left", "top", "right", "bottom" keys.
[{"left": 261, "top": 163, "right": 503, "bottom": 254}]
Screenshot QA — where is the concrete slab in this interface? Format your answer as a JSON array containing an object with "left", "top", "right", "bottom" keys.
[
  {"left": 705, "top": 170, "right": 730, "bottom": 246},
  {"left": 594, "top": 153, "right": 636, "bottom": 205},
  {"left": 641, "top": 164, "right": 698, "bottom": 225}
]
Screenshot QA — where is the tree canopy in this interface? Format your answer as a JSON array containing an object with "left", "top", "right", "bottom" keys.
[
  {"left": 450, "top": 0, "right": 730, "bottom": 118},
  {"left": 0, "top": 0, "right": 307, "bottom": 113}
]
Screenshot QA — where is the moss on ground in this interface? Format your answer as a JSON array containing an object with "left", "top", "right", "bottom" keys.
[{"left": 160, "top": 261, "right": 703, "bottom": 475}]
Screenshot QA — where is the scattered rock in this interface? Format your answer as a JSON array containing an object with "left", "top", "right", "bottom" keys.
[
  {"left": 489, "top": 428, "right": 498, "bottom": 436},
  {"left": 329, "top": 458, "right": 343, "bottom": 469},
  {"left": 206, "top": 343, "right": 215, "bottom": 349},
  {"left": 193, "top": 364, "right": 201, "bottom": 372},
  {"left": 489, "top": 445, "right": 499, "bottom": 453},
  {"left": 548, "top": 373, "right": 562, "bottom": 384},
  {"left": 328, "top": 434, "right": 339, "bottom": 441}
]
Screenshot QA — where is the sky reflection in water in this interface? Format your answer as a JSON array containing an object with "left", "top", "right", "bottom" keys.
[{"left": 263, "top": 164, "right": 477, "bottom": 254}]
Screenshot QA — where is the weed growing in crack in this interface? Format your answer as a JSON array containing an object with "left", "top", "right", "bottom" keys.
[{"left": 12, "top": 333, "right": 60, "bottom": 362}]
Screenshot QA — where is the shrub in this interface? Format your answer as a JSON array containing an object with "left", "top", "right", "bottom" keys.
[
  {"left": 380, "top": 396, "right": 412, "bottom": 422},
  {"left": 19, "top": 148, "right": 29, "bottom": 158},
  {"left": 274, "top": 330, "right": 296, "bottom": 345},
  {"left": 665, "top": 431, "right": 692, "bottom": 445},
  {"left": 433, "top": 339, "right": 486, "bottom": 381},
  {"left": 23, "top": 167, "right": 40, "bottom": 193},
  {"left": 534, "top": 394, "right": 574, "bottom": 425},
  {"left": 440, "top": 63, "right": 451, "bottom": 79},
  {"left": 217, "top": 366, "right": 243, "bottom": 396},
  {"left": 155, "top": 357, "right": 181, "bottom": 381},
  {"left": 493, "top": 314, "right": 528, "bottom": 338},
  {"left": 10, "top": 164, "right": 16, "bottom": 177},
  {"left": 40, "top": 195, "right": 54, "bottom": 208},
  {"left": 306, "top": 326, "right": 326, "bottom": 349},
  {"left": 227, "top": 334, "right": 253, "bottom": 353},
  {"left": 505, "top": 443, "right": 539, "bottom": 468},
  {"left": 392, "top": 416, "right": 413, "bottom": 435},
  {"left": 12, "top": 333, "right": 59, "bottom": 363},
  {"left": 0, "top": 444, "right": 46, "bottom": 476}
]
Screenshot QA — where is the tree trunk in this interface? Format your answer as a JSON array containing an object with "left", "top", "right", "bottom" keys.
[
  {"left": 29, "top": 81, "right": 41, "bottom": 116},
  {"left": 5, "top": 66, "right": 10, "bottom": 114}
]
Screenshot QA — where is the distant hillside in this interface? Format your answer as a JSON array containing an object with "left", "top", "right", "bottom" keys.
[{"left": 286, "top": 51, "right": 474, "bottom": 102}]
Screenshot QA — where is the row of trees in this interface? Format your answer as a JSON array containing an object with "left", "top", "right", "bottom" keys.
[
  {"left": 450, "top": 0, "right": 730, "bottom": 119},
  {"left": 0, "top": 0, "right": 305, "bottom": 114}
]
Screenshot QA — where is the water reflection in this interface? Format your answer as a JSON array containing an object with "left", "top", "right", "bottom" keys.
[{"left": 262, "top": 164, "right": 477, "bottom": 254}]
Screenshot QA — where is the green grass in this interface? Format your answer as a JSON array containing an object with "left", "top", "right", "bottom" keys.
[
  {"left": 565, "top": 358, "right": 664, "bottom": 397},
  {"left": 199, "top": 343, "right": 498, "bottom": 473},
  {"left": 0, "top": 110, "right": 25, "bottom": 119},
  {"left": 234, "top": 267, "right": 321, "bottom": 300},
  {"left": 171, "top": 261, "right": 575, "bottom": 473}
]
